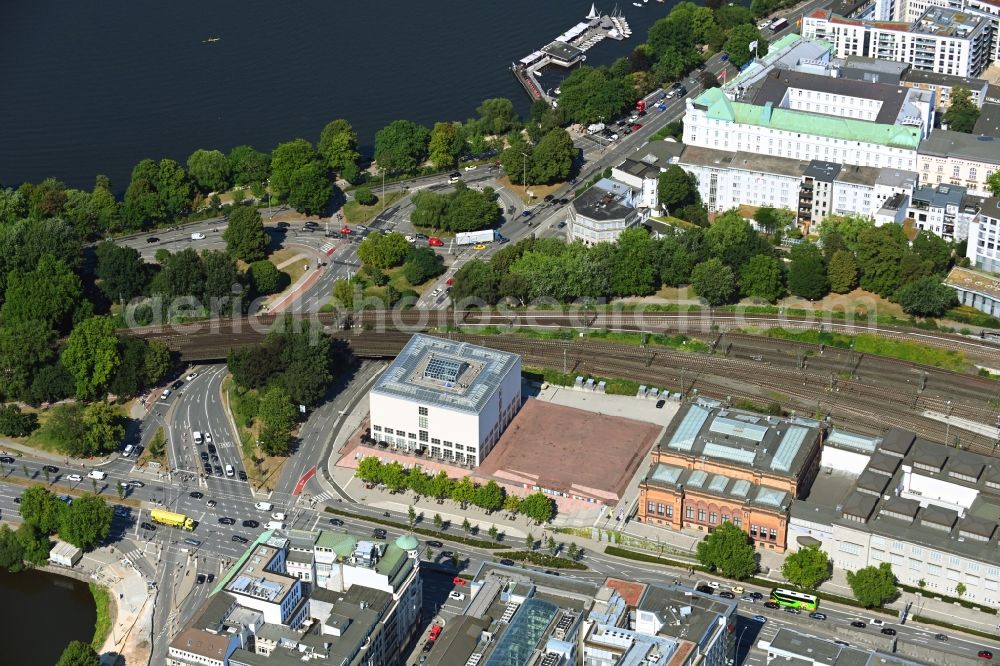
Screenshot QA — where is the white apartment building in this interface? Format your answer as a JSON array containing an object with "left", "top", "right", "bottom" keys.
[
  {"left": 964, "top": 197, "right": 1000, "bottom": 272},
  {"left": 885, "top": 0, "right": 1000, "bottom": 62},
  {"left": 803, "top": 6, "right": 994, "bottom": 77},
  {"left": 223, "top": 542, "right": 309, "bottom": 627},
  {"left": 789, "top": 428, "right": 1000, "bottom": 607},
  {"left": 369, "top": 334, "right": 521, "bottom": 467},
  {"left": 567, "top": 177, "right": 647, "bottom": 245},
  {"left": 683, "top": 82, "right": 925, "bottom": 173},
  {"left": 611, "top": 141, "right": 686, "bottom": 209},
  {"left": 905, "top": 183, "right": 983, "bottom": 240},
  {"left": 918, "top": 129, "right": 1000, "bottom": 196}
]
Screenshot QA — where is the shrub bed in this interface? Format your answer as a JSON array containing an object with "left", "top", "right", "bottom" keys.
[
  {"left": 502, "top": 551, "right": 587, "bottom": 570},
  {"left": 323, "top": 506, "right": 509, "bottom": 550}
]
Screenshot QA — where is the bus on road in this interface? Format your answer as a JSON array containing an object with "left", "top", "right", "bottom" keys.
[{"left": 770, "top": 588, "right": 819, "bottom": 611}]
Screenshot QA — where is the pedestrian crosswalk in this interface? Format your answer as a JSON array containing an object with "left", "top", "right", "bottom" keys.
[
  {"left": 120, "top": 548, "right": 146, "bottom": 568},
  {"left": 310, "top": 491, "right": 334, "bottom": 503}
]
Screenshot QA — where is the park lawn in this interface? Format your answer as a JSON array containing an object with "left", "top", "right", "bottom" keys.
[
  {"left": 387, "top": 265, "right": 434, "bottom": 295},
  {"left": 24, "top": 409, "right": 61, "bottom": 454},
  {"left": 223, "top": 380, "right": 288, "bottom": 493},
  {"left": 268, "top": 247, "right": 307, "bottom": 288},
  {"left": 342, "top": 190, "right": 406, "bottom": 225},
  {"left": 495, "top": 175, "right": 563, "bottom": 204}
]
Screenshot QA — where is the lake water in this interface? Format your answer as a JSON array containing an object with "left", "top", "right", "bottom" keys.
[
  {"left": 0, "top": 0, "right": 674, "bottom": 190},
  {"left": 0, "top": 567, "right": 98, "bottom": 665}
]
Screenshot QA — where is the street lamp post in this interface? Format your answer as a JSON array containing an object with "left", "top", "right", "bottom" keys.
[{"left": 521, "top": 152, "right": 529, "bottom": 200}]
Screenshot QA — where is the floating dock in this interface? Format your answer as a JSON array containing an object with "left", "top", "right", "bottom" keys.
[{"left": 512, "top": 4, "right": 631, "bottom": 105}]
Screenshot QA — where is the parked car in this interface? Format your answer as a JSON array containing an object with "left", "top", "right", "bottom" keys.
[
  {"left": 881, "top": 628, "right": 897, "bottom": 636},
  {"left": 809, "top": 612, "right": 827, "bottom": 620},
  {"left": 453, "top": 577, "right": 466, "bottom": 585},
  {"left": 190, "top": 491, "right": 203, "bottom": 499},
  {"left": 719, "top": 592, "right": 735, "bottom": 599},
  {"left": 140, "top": 522, "right": 156, "bottom": 531},
  {"left": 449, "top": 591, "right": 466, "bottom": 600},
  {"left": 218, "top": 517, "right": 235, "bottom": 525},
  {"left": 66, "top": 474, "right": 82, "bottom": 482},
  {"left": 238, "top": 470, "right": 247, "bottom": 481},
  {"left": 206, "top": 499, "right": 217, "bottom": 508},
  {"left": 499, "top": 559, "right": 514, "bottom": 566}
]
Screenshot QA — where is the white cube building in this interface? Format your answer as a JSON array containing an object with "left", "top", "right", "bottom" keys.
[{"left": 369, "top": 334, "right": 521, "bottom": 467}]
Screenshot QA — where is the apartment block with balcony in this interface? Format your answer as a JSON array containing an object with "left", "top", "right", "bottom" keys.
[
  {"left": 963, "top": 198, "right": 1000, "bottom": 273},
  {"left": 905, "top": 183, "right": 983, "bottom": 240}
]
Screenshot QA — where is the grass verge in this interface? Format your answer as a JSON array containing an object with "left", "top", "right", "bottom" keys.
[
  {"left": 522, "top": 367, "right": 643, "bottom": 396},
  {"left": 501, "top": 550, "right": 587, "bottom": 570},
  {"left": 343, "top": 190, "right": 406, "bottom": 225},
  {"left": 764, "top": 328, "right": 966, "bottom": 372},
  {"left": 912, "top": 614, "right": 1000, "bottom": 641},
  {"left": 323, "top": 506, "right": 510, "bottom": 550},
  {"left": 89, "top": 582, "right": 113, "bottom": 650},
  {"left": 898, "top": 583, "right": 997, "bottom": 614}
]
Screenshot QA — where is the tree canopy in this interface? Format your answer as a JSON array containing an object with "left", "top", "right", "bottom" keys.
[
  {"left": 186, "top": 149, "right": 231, "bottom": 193},
  {"left": 781, "top": 545, "right": 830, "bottom": 590},
  {"left": 224, "top": 205, "right": 270, "bottom": 262},
  {"left": 695, "top": 521, "right": 757, "bottom": 579},
  {"left": 358, "top": 232, "right": 412, "bottom": 269},
  {"left": 897, "top": 276, "right": 957, "bottom": 317},
  {"left": 411, "top": 184, "right": 501, "bottom": 233},
  {"left": 374, "top": 120, "right": 431, "bottom": 174},
  {"left": 943, "top": 86, "right": 980, "bottom": 133},
  {"left": 60, "top": 494, "right": 113, "bottom": 551},
  {"left": 318, "top": 119, "right": 360, "bottom": 174},
  {"left": 846, "top": 563, "right": 898, "bottom": 607},
  {"left": 57, "top": 641, "right": 100, "bottom": 666}
]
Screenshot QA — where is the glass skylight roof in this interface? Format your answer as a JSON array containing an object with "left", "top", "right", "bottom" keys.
[{"left": 423, "top": 355, "right": 465, "bottom": 384}]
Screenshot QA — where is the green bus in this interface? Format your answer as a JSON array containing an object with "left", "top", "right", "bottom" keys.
[{"left": 770, "top": 588, "right": 819, "bottom": 611}]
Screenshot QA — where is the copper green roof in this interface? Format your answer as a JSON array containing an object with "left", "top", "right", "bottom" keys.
[
  {"left": 316, "top": 530, "right": 358, "bottom": 558},
  {"left": 695, "top": 87, "right": 921, "bottom": 149}
]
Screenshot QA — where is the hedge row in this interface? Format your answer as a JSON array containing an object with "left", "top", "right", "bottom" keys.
[
  {"left": 898, "top": 583, "right": 997, "bottom": 615},
  {"left": 322, "top": 506, "right": 510, "bottom": 550},
  {"left": 912, "top": 614, "right": 1000, "bottom": 642},
  {"left": 502, "top": 551, "right": 588, "bottom": 570}
]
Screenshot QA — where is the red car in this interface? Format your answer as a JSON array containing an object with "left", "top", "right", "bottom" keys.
[
  {"left": 631, "top": 123, "right": 643, "bottom": 132},
  {"left": 453, "top": 576, "right": 466, "bottom": 585},
  {"left": 340, "top": 226, "right": 353, "bottom": 234},
  {"left": 428, "top": 625, "right": 442, "bottom": 640},
  {"left": 446, "top": 277, "right": 454, "bottom": 286},
  {"left": 978, "top": 651, "right": 993, "bottom": 660},
  {"left": 428, "top": 236, "right": 444, "bottom": 247}
]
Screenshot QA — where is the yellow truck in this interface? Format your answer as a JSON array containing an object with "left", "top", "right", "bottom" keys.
[{"left": 150, "top": 508, "right": 196, "bottom": 531}]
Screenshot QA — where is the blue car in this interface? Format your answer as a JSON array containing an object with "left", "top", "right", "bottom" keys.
[{"left": 720, "top": 53, "right": 729, "bottom": 62}]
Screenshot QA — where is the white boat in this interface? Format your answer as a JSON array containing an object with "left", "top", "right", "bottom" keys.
[{"left": 632, "top": 2, "right": 641, "bottom": 5}]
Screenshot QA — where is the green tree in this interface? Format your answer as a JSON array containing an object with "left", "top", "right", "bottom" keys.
[
  {"left": 0, "top": 404, "right": 38, "bottom": 437},
  {"left": 248, "top": 260, "right": 286, "bottom": 295},
  {"left": 382, "top": 461, "right": 407, "bottom": 492},
  {"left": 476, "top": 98, "right": 519, "bottom": 135},
  {"left": 433, "top": 513, "right": 443, "bottom": 529},
  {"left": 20, "top": 486, "right": 66, "bottom": 534},
  {"left": 462, "top": 517, "right": 472, "bottom": 533},
  {"left": 451, "top": 260, "right": 501, "bottom": 304},
  {"left": 488, "top": 525, "right": 499, "bottom": 541},
  {"left": 228, "top": 145, "right": 271, "bottom": 188},
  {"left": 691, "top": 258, "right": 736, "bottom": 306},
  {"left": 781, "top": 545, "right": 830, "bottom": 590},
  {"left": 827, "top": 250, "right": 859, "bottom": 294},
  {"left": 374, "top": 120, "right": 431, "bottom": 174},
  {"left": 143, "top": 340, "right": 171, "bottom": 388},
  {"left": 28, "top": 361, "right": 76, "bottom": 406},
  {"left": 354, "top": 186, "right": 377, "bottom": 206},
  {"left": 474, "top": 480, "right": 505, "bottom": 514},
  {"left": 658, "top": 166, "right": 698, "bottom": 211},
  {"left": 358, "top": 232, "right": 411, "bottom": 269},
  {"left": 56, "top": 640, "right": 100, "bottom": 666},
  {"left": 202, "top": 250, "right": 243, "bottom": 313},
  {"left": 705, "top": 210, "right": 769, "bottom": 272},
  {"left": 186, "top": 149, "right": 231, "bottom": 193},
  {"left": 429, "top": 122, "right": 463, "bottom": 170},
  {"left": 503, "top": 494, "right": 522, "bottom": 516},
  {"left": 224, "top": 205, "right": 269, "bottom": 262},
  {"left": 556, "top": 66, "right": 633, "bottom": 125},
  {"left": 0, "top": 320, "right": 57, "bottom": 401},
  {"left": 270, "top": 138, "right": 320, "bottom": 201},
  {"left": 287, "top": 161, "right": 333, "bottom": 215},
  {"left": 740, "top": 254, "right": 784, "bottom": 302},
  {"left": 912, "top": 230, "right": 953, "bottom": 274},
  {"left": 95, "top": 242, "right": 149, "bottom": 302},
  {"left": 787, "top": 243, "right": 828, "bottom": 300},
  {"left": 83, "top": 402, "right": 125, "bottom": 455},
  {"left": 403, "top": 247, "right": 444, "bottom": 285},
  {"left": 943, "top": 87, "right": 980, "bottom": 133},
  {"left": 897, "top": 276, "right": 958, "bottom": 317},
  {"left": 695, "top": 521, "right": 757, "bottom": 579},
  {"left": 451, "top": 476, "right": 477, "bottom": 509},
  {"left": 36, "top": 403, "right": 88, "bottom": 456},
  {"left": 956, "top": 582, "right": 967, "bottom": 598},
  {"left": 61, "top": 317, "right": 121, "bottom": 399},
  {"left": 1, "top": 255, "right": 82, "bottom": 333},
  {"left": 529, "top": 129, "right": 576, "bottom": 184},
  {"left": 16, "top": 522, "right": 50, "bottom": 566},
  {"left": 59, "top": 493, "right": 114, "bottom": 550},
  {"left": 988, "top": 170, "right": 1000, "bottom": 198},
  {"left": 443, "top": 186, "right": 502, "bottom": 232},
  {"left": 0, "top": 524, "right": 24, "bottom": 572},
  {"left": 356, "top": 456, "right": 384, "bottom": 484},
  {"left": 122, "top": 158, "right": 192, "bottom": 229},
  {"left": 724, "top": 24, "right": 768, "bottom": 69},
  {"left": 318, "top": 119, "right": 360, "bottom": 173},
  {"left": 846, "top": 563, "right": 898, "bottom": 607},
  {"left": 258, "top": 385, "right": 297, "bottom": 456},
  {"left": 856, "top": 224, "right": 908, "bottom": 296},
  {"left": 518, "top": 492, "right": 555, "bottom": 524},
  {"left": 612, "top": 228, "right": 657, "bottom": 296}
]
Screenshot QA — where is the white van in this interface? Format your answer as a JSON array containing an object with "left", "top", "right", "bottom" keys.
[
  {"left": 254, "top": 501, "right": 273, "bottom": 512},
  {"left": 191, "top": 232, "right": 206, "bottom": 240},
  {"left": 192, "top": 431, "right": 203, "bottom": 445},
  {"left": 87, "top": 470, "right": 107, "bottom": 480},
  {"left": 123, "top": 444, "right": 134, "bottom": 457},
  {"left": 266, "top": 521, "right": 284, "bottom": 530},
  {"left": 225, "top": 464, "right": 234, "bottom": 477}
]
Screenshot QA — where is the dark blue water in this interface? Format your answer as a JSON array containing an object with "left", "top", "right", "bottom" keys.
[
  {"left": 0, "top": 0, "right": 673, "bottom": 190},
  {"left": 0, "top": 567, "right": 98, "bottom": 665}
]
